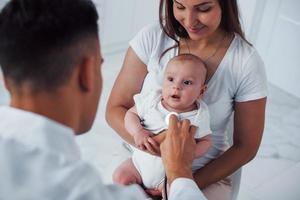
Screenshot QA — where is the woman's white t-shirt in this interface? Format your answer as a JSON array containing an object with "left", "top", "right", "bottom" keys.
[{"left": 129, "top": 23, "right": 267, "bottom": 169}]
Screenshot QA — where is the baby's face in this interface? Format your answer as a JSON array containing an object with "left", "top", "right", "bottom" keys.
[{"left": 162, "top": 59, "right": 206, "bottom": 112}]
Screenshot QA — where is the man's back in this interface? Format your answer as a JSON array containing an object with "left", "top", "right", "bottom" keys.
[{"left": 0, "top": 106, "right": 145, "bottom": 200}]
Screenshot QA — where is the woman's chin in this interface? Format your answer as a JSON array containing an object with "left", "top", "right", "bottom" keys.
[
  {"left": 188, "top": 32, "right": 207, "bottom": 41},
  {"left": 186, "top": 28, "right": 211, "bottom": 41}
]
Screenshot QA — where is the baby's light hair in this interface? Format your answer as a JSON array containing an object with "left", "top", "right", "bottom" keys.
[{"left": 167, "top": 53, "right": 207, "bottom": 84}]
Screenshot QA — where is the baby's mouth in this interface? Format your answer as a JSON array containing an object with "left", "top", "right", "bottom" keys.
[{"left": 171, "top": 94, "right": 180, "bottom": 99}]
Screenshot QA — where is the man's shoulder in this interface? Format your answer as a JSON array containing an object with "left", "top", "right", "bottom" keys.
[{"left": 0, "top": 137, "right": 106, "bottom": 198}]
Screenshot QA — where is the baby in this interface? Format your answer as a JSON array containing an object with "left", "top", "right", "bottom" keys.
[{"left": 113, "top": 54, "right": 212, "bottom": 196}]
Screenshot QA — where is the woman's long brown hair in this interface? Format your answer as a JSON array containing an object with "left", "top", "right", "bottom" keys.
[{"left": 158, "top": 0, "right": 251, "bottom": 59}]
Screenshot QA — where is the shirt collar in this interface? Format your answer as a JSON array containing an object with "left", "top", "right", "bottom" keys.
[{"left": 0, "top": 106, "right": 81, "bottom": 161}]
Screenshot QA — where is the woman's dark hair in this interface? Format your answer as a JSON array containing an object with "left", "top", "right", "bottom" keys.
[{"left": 159, "top": 0, "right": 250, "bottom": 56}]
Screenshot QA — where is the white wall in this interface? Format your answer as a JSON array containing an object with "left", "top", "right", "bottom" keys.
[
  {"left": 238, "top": 0, "right": 258, "bottom": 41},
  {"left": 96, "top": 0, "right": 159, "bottom": 55},
  {"left": 0, "top": 0, "right": 6, "bottom": 9},
  {"left": 253, "top": 0, "right": 300, "bottom": 98},
  {"left": 239, "top": 0, "right": 300, "bottom": 99}
]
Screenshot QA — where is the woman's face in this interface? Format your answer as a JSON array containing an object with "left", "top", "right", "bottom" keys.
[{"left": 173, "top": 0, "right": 222, "bottom": 40}]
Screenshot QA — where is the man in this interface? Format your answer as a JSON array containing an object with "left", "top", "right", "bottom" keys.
[{"left": 0, "top": 0, "right": 206, "bottom": 199}]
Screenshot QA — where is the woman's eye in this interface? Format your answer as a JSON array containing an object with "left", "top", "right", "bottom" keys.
[
  {"left": 174, "top": 2, "right": 185, "bottom": 10},
  {"left": 196, "top": 6, "right": 211, "bottom": 12},
  {"left": 176, "top": 6, "right": 185, "bottom": 10},
  {"left": 183, "top": 80, "right": 192, "bottom": 85}
]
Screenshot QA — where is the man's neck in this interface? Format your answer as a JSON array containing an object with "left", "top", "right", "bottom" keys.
[{"left": 10, "top": 89, "right": 79, "bottom": 134}]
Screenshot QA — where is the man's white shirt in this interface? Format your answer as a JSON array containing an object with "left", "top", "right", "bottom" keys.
[{"left": 0, "top": 106, "right": 206, "bottom": 200}]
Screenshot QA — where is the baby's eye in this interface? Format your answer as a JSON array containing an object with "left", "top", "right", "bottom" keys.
[
  {"left": 183, "top": 80, "right": 192, "bottom": 85},
  {"left": 168, "top": 77, "right": 174, "bottom": 82}
]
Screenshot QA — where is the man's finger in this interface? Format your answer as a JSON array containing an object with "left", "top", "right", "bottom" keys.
[
  {"left": 189, "top": 125, "right": 197, "bottom": 138},
  {"left": 177, "top": 121, "right": 182, "bottom": 130},
  {"left": 168, "top": 114, "right": 179, "bottom": 131},
  {"left": 181, "top": 119, "right": 191, "bottom": 133}
]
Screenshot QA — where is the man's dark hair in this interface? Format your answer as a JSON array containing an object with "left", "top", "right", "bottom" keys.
[{"left": 0, "top": 0, "right": 99, "bottom": 92}]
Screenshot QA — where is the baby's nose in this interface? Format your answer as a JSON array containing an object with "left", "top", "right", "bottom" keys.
[{"left": 172, "top": 83, "right": 181, "bottom": 90}]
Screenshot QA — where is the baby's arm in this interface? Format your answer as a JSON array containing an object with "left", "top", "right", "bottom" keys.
[
  {"left": 124, "top": 106, "right": 144, "bottom": 136},
  {"left": 124, "top": 106, "right": 152, "bottom": 149},
  {"left": 194, "top": 135, "right": 211, "bottom": 158}
]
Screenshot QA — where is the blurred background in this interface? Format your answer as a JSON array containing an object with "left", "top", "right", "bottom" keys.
[{"left": 0, "top": 0, "right": 299, "bottom": 199}]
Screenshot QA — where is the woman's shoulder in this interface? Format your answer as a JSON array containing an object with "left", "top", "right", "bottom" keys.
[
  {"left": 134, "top": 22, "right": 164, "bottom": 40},
  {"left": 139, "top": 22, "right": 162, "bottom": 33},
  {"left": 226, "top": 33, "right": 264, "bottom": 70},
  {"left": 134, "top": 22, "right": 175, "bottom": 43},
  {"left": 231, "top": 34, "right": 261, "bottom": 61},
  {"left": 130, "top": 22, "right": 177, "bottom": 65}
]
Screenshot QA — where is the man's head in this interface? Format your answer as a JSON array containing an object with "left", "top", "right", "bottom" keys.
[
  {"left": 0, "top": 0, "right": 102, "bottom": 134},
  {"left": 162, "top": 54, "right": 207, "bottom": 112}
]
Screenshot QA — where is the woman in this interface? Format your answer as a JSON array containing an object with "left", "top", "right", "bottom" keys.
[{"left": 106, "top": 0, "right": 267, "bottom": 199}]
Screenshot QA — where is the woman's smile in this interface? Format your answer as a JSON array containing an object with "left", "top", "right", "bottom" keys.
[{"left": 187, "top": 25, "right": 206, "bottom": 33}]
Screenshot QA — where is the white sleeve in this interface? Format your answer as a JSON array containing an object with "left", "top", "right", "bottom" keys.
[
  {"left": 169, "top": 178, "right": 207, "bottom": 200},
  {"left": 13, "top": 150, "right": 147, "bottom": 200},
  {"left": 129, "top": 23, "right": 161, "bottom": 65},
  {"left": 133, "top": 93, "right": 147, "bottom": 118},
  {"left": 63, "top": 162, "right": 147, "bottom": 200},
  {"left": 192, "top": 102, "right": 212, "bottom": 138},
  {"left": 133, "top": 90, "right": 161, "bottom": 118},
  {"left": 235, "top": 50, "right": 268, "bottom": 102}
]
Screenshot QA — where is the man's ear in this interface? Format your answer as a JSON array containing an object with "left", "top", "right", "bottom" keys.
[
  {"left": 197, "top": 84, "right": 207, "bottom": 99},
  {"left": 3, "top": 77, "right": 10, "bottom": 91},
  {"left": 78, "top": 56, "right": 95, "bottom": 92}
]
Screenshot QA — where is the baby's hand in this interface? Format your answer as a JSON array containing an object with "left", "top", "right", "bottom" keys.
[{"left": 133, "top": 129, "right": 152, "bottom": 151}]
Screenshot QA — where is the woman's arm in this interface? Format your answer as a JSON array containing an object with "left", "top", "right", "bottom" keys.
[
  {"left": 106, "top": 47, "right": 147, "bottom": 145},
  {"left": 194, "top": 135, "right": 211, "bottom": 159},
  {"left": 106, "top": 47, "right": 160, "bottom": 155},
  {"left": 193, "top": 98, "right": 266, "bottom": 188}
]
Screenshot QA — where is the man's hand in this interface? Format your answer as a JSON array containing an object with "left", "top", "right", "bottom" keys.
[
  {"left": 160, "top": 114, "right": 197, "bottom": 184},
  {"left": 152, "top": 130, "right": 166, "bottom": 144}
]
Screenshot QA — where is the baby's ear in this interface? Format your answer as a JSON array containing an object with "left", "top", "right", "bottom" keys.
[{"left": 198, "top": 84, "right": 207, "bottom": 99}]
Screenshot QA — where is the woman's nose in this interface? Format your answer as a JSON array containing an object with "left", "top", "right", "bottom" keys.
[{"left": 186, "top": 11, "right": 197, "bottom": 27}]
